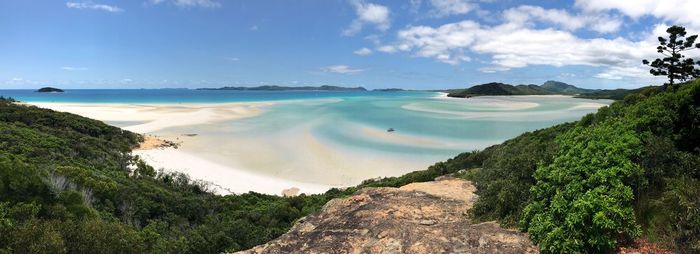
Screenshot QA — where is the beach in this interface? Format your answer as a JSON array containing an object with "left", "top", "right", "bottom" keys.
[{"left": 27, "top": 94, "right": 610, "bottom": 196}]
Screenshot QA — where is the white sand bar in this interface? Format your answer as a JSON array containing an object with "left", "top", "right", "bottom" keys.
[
  {"left": 133, "top": 148, "right": 332, "bottom": 195},
  {"left": 31, "top": 102, "right": 268, "bottom": 133}
]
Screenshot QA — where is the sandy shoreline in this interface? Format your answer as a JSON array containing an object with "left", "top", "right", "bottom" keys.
[{"left": 133, "top": 148, "right": 332, "bottom": 195}]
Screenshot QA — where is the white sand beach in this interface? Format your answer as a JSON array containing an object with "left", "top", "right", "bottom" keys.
[{"left": 132, "top": 148, "right": 331, "bottom": 195}]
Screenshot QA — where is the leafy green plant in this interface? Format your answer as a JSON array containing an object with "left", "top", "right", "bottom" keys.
[{"left": 521, "top": 120, "right": 642, "bottom": 253}]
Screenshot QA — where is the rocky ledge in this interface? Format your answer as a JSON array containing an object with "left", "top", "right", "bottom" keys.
[{"left": 238, "top": 177, "right": 538, "bottom": 254}]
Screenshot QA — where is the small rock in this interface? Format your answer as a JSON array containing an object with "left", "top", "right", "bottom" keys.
[{"left": 419, "top": 219, "right": 437, "bottom": 226}]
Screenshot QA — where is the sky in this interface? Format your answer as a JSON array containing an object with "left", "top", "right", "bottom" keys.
[{"left": 1, "top": 0, "right": 700, "bottom": 89}]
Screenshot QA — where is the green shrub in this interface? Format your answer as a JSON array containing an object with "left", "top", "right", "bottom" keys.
[{"left": 520, "top": 120, "right": 642, "bottom": 253}]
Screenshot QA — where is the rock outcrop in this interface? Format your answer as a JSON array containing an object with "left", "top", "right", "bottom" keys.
[{"left": 239, "top": 177, "right": 538, "bottom": 254}]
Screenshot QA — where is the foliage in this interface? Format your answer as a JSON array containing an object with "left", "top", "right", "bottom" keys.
[
  {"left": 643, "top": 25, "right": 700, "bottom": 87},
  {"left": 520, "top": 120, "right": 642, "bottom": 253}
]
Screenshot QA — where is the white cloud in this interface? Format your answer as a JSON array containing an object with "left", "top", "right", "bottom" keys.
[
  {"left": 61, "top": 66, "right": 88, "bottom": 71},
  {"left": 249, "top": 25, "right": 259, "bottom": 31},
  {"left": 343, "top": 0, "right": 390, "bottom": 36},
  {"left": 354, "top": 47, "right": 373, "bottom": 55},
  {"left": 149, "top": 0, "right": 221, "bottom": 8},
  {"left": 594, "top": 66, "right": 650, "bottom": 80},
  {"left": 66, "top": 2, "right": 123, "bottom": 12},
  {"left": 575, "top": 0, "right": 700, "bottom": 30},
  {"left": 429, "top": 0, "right": 476, "bottom": 17},
  {"left": 321, "top": 65, "right": 365, "bottom": 74},
  {"left": 504, "top": 5, "right": 622, "bottom": 33},
  {"left": 378, "top": 17, "right": 672, "bottom": 80}
]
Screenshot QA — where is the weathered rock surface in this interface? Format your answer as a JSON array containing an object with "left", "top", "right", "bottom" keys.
[{"left": 238, "top": 178, "right": 538, "bottom": 254}]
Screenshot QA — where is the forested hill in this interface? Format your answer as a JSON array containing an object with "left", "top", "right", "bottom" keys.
[
  {"left": 446, "top": 80, "right": 597, "bottom": 98},
  {"left": 1, "top": 79, "right": 699, "bottom": 253}
]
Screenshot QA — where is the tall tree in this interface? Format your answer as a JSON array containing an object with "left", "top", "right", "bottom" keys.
[{"left": 643, "top": 25, "right": 700, "bottom": 87}]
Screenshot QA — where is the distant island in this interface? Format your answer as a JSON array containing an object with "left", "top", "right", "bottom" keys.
[
  {"left": 372, "top": 88, "right": 405, "bottom": 92},
  {"left": 36, "top": 87, "right": 64, "bottom": 93},
  {"left": 198, "top": 85, "right": 367, "bottom": 91},
  {"left": 447, "top": 80, "right": 605, "bottom": 98}
]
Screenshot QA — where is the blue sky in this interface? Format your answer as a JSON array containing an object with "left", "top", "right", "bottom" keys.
[{"left": 1, "top": 0, "right": 699, "bottom": 89}]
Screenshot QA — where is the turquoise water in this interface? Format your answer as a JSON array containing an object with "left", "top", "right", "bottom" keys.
[
  {"left": 0, "top": 89, "right": 421, "bottom": 103},
  {"left": 0, "top": 89, "right": 607, "bottom": 157},
  {"left": 1, "top": 89, "right": 611, "bottom": 186}
]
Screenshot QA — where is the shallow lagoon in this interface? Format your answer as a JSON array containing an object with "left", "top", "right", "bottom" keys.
[{"left": 1, "top": 89, "right": 611, "bottom": 193}]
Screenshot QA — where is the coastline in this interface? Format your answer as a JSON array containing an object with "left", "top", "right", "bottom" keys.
[{"left": 26, "top": 95, "right": 610, "bottom": 196}]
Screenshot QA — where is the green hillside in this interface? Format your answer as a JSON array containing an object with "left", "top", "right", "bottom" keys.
[
  {"left": 447, "top": 82, "right": 554, "bottom": 97},
  {"left": 540, "top": 80, "right": 594, "bottom": 94}
]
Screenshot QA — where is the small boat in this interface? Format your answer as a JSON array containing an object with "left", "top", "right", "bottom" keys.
[{"left": 387, "top": 128, "right": 395, "bottom": 132}]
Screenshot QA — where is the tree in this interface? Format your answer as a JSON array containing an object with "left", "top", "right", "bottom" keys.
[{"left": 643, "top": 25, "right": 700, "bottom": 87}]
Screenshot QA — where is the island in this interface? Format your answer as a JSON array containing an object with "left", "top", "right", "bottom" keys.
[
  {"left": 36, "top": 87, "right": 64, "bottom": 93},
  {"left": 372, "top": 88, "right": 405, "bottom": 92},
  {"left": 447, "top": 80, "right": 605, "bottom": 98},
  {"left": 197, "top": 85, "right": 367, "bottom": 91}
]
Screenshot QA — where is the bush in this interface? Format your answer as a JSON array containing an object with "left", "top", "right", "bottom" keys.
[{"left": 520, "top": 120, "right": 642, "bottom": 253}]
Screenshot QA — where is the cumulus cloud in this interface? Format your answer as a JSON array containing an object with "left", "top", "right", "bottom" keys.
[
  {"left": 377, "top": 16, "right": 672, "bottom": 80},
  {"left": 575, "top": 0, "right": 700, "bottom": 30},
  {"left": 354, "top": 47, "right": 373, "bottom": 55},
  {"left": 149, "top": 0, "right": 221, "bottom": 8},
  {"left": 66, "top": 2, "right": 123, "bottom": 12},
  {"left": 321, "top": 65, "right": 365, "bottom": 74},
  {"left": 504, "top": 5, "right": 622, "bottom": 33},
  {"left": 343, "top": 0, "right": 390, "bottom": 36}
]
